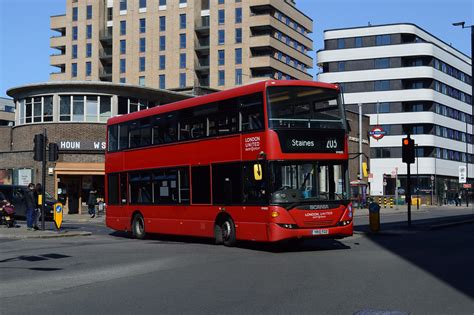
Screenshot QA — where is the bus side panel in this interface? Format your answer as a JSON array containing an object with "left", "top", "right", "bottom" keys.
[{"left": 235, "top": 222, "right": 269, "bottom": 242}]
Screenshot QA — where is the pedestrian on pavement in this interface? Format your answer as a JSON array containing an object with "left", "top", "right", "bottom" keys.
[
  {"left": 33, "top": 183, "right": 42, "bottom": 230},
  {"left": 87, "top": 187, "right": 97, "bottom": 218},
  {"left": 25, "top": 183, "right": 36, "bottom": 231},
  {"left": 458, "top": 192, "right": 462, "bottom": 207},
  {"left": 454, "top": 193, "right": 459, "bottom": 206}
]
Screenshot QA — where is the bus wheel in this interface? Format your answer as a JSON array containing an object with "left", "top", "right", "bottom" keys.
[
  {"left": 132, "top": 213, "right": 146, "bottom": 240},
  {"left": 221, "top": 217, "right": 236, "bottom": 247}
]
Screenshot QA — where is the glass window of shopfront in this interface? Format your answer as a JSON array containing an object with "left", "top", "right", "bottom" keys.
[
  {"left": 73, "top": 96, "right": 84, "bottom": 121},
  {"left": 100, "top": 97, "right": 112, "bottom": 122},
  {"left": 60, "top": 95, "right": 71, "bottom": 121}
]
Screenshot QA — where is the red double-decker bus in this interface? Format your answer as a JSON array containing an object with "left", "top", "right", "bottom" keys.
[{"left": 106, "top": 80, "right": 353, "bottom": 245}]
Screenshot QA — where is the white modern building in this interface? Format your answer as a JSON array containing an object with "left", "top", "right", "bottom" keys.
[{"left": 317, "top": 23, "right": 472, "bottom": 204}]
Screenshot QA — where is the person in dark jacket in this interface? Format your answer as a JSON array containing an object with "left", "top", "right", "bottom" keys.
[
  {"left": 87, "top": 187, "right": 97, "bottom": 218},
  {"left": 25, "top": 183, "right": 36, "bottom": 230}
]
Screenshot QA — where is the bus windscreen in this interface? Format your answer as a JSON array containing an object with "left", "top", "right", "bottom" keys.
[{"left": 267, "top": 86, "right": 343, "bottom": 129}]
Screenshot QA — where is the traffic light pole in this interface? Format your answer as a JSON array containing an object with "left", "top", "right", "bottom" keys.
[
  {"left": 41, "top": 128, "right": 47, "bottom": 231},
  {"left": 407, "top": 158, "right": 411, "bottom": 227}
]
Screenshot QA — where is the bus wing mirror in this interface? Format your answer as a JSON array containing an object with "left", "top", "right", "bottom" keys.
[{"left": 253, "top": 164, "right": 263, "bottom": 181}]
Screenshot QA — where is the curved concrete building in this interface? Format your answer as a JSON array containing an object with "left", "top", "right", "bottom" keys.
[{"left": 1, "top": 81, "right": 190, "bottom": 213}]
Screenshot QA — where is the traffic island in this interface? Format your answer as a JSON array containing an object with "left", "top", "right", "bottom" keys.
[{"left": 0, "top": 225, "right": 92, "bottom": 239}]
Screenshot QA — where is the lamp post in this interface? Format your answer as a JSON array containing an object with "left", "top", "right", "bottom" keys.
[{"left": 452, "top": 21, "right": 472, "bottom": 207}]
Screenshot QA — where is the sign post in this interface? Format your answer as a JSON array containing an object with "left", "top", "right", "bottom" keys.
[{"left": 53, "top": 203, "right": 63, "bottom": 230}]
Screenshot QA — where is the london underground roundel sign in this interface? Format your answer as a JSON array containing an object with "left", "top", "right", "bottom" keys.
[{"left": 369, "top": 126, "right": 386, "bottom": 141}]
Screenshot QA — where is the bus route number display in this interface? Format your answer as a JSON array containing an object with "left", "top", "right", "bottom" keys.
[{"left": 276, "top": 130, "right": 345, "bottom": 153}]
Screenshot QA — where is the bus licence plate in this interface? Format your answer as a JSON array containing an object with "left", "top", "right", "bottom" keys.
[{"left": 312, "top": 229, "right": 329, "bottom": 235}]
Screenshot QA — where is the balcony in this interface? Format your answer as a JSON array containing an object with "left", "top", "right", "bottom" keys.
[
  {"left": 249, "top": 0, "right": 312, "bottom": 31},
  {"left": 99, "top": 68, "right": 112, "bottom": 81},
  {"left": 50, "top": 14, "right": 66, "bottom": 31},
  {"left": 50, "top": 53, "right": 66, "bottom": 66},
  {"left": 99, "top": 49, "right": 113, "bottom": 62},
  {"left": 99, "top": 30, "right": 113, "bottom": 44},
  {"left": 250, "top": 56, "right": 312, "bottom": 81},
  {"left": 50, "top": 35, "right": 66, "bottom": 48},
  {"left": 249, "top": 14, "right": 312, "bottom": 49},
  {"left": 249, "top": 35, "right": 313, "bottom": 68}
]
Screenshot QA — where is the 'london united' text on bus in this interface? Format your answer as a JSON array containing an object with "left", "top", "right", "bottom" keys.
[{"left": 105, "top": 80, "right": 353, "bottom": 246}]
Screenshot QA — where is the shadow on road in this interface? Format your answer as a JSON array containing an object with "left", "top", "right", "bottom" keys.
[{"left": 360, "top": 216, "right": 474, "bottom": 299}]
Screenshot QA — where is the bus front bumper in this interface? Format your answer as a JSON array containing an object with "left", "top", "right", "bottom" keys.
[{"left": 267, "top": 222, "right": 353, "bottom": 242}]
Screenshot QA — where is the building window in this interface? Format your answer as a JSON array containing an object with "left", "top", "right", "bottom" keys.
[
  {"left": 180, "top": 53, "right": 186, "bottom": 69},
  {"left": 376, "top": 34, "right": 391, "bottom": 46},
  {"left": 139, "top": 76, "right": 145, "bottom": 86},
  {"left": 218, "top": 9, "right": 225, "bottom": 24},
  {"left": 378, "top": 102, "right": 390, "bottom": 113},
  {"left": 355, "top": 37, "right": 362, "bottom": 47},
  {"left": 86, "top": 5, "right": 92, "bottom": 19},
  {"left": 59, "top": 96, "right": 71, "bottom": 121},
  {"left": 43, "top": 96, "right": 53, "bottom": 122},
  {"left": 120, "top": 77, "right": 126, "bottom": 83},
  {"left": 218, "top": 30, "right": 225, "bottom": 45},
  {"left": 338, "top": 61, "right": 345, "bottom": 71},
  {"left": 139, "top": 56, "right": 145, "bottom": 71},
  {"left": 218, "top": 70, "right": 225, "bottom": 86},
  {"left": 180, "top": 14, "right": 186, "bottom": 29},
  {"left": 120, "top": 40, "right": 126, "bottom": 54},
  {"left": 120, "top": 58, "right": 126, "bottom": 73},
  {"left": 100, "top": 96, "right": 112, "bottom": 122},
  {"left": 159, "top": 16, "right": 166, "bottom": 31},
  {"left": 218, "top": 0, "right": 224, "bottom": 4},
  {"left": 120, "top": 21, "right": 126, "bottom": 35},
  {"left": 159, "top": 55, "right": 166, "bottom": 70},
  {"left": 159, "top": 75, "right": 166, "bottom": 89},
  {"left": 120, "top": 0, "right": 127, "bottom": 11},
  {"left": 337, "top": 39, "right": 344, "bottom": 49},
  {"left": 72, "top": 7, "right": 78, "bottom": 21},
  {"left": 139, "top": 18, "right": 146, "bottom": 33},
  {"left": 72, "top": 26, "right": 78, "bottom": 40},
  {"left": 235, "top": 8, "right": 242, "bottom": 23},
  {"left": 218, "top": 50, "right": 225, "bottom": 66},
  {"left": 72, "top": 45, "right": 77, "bottom": 59},
  {"left": 72, "top": 96, "right": 84, "bottom": 121},
  {"left": 179, "top": 33, "right": 186, "bottom": 49},
  {"left": 235, "top": 69, "right": 242, "bottom": 85},
  {"left": 375, "top": 58, "right": 390, "bottom": 69},
  {"left": 85, "top": 96, "right": 98, "bottom": 122},
  {"left": 159, "top": 0, "right": 166, "bottom": 6},
  {"left": 159, "top": 36, "right": 166, "bottom": 50},
  {"left": 86, "top": 43, "right": 92, "bottom": 57},
  {"left": 374, "top": 80, "right": 390, "bottom": 91},
  {"left": 235, "top": 28, "right": 242, "bottom": 43},
  {"left": 139, "top": 38, "right": 146, "bottom": 52},
  {"left": 179, "top": 73, "right": 186, "bottom": 88},
  {"left": 86, "top": 25, "right": 92, "bottom": 39},
  {"left": 235, "top": 48, "right": 242, "bottom": 65},
  {"left": 139, "top": 0, "right": 146, "bottom": 9}
]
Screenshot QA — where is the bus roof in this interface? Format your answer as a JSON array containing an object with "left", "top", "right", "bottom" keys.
[{"left": 107, "top": 80, "right": 340, "bottom": 126}]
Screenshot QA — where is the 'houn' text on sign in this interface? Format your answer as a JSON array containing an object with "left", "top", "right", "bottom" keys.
[{"left": 59, "top": 141, "right": 106, "bottom": 151}]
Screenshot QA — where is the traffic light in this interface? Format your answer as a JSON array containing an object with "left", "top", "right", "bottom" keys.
[
  {"left": 49, "top": 143, "right": 59, "bottom": 162},
  {"left": 402, "top": 137, "right": 415, "bottom": 164},
  {"left": 33, "top": 134, "right": 45, "bottom": 161}
]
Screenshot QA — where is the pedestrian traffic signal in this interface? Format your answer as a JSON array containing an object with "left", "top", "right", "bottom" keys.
[
  {"left": 33, "top": 134, "right": 45, "bottom": 161},
  {"left": 49, "top": 143, "right": 59, "bottom": 162},
  {"left": 402, "top": 137, "right": 415, "bottom": 164}
]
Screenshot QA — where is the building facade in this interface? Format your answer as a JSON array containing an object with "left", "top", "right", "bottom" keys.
[
  {"left": 317, "top": 23, "right": 473, "bottom": 204},
  {"left": 1, "top": 81, "right": 189, "bottom": 213},
  {"left": 50, "top": 0, "right": 313, "bottom": 90},
  {"left": 0, "top": 97, "right": 15, "bottom": 126}
]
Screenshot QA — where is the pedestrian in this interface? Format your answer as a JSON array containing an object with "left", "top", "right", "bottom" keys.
[
  {"left": 87, "top": 187, "right": 97, "bottom": 218},
  {"left": 454, "top": 193, "right": 459, "bottom": 206},
  {"left": 25, "top": 183, "right": 36, "bottom": 231},
  {"left": 458, "top": 192, "right": 462, "bottom": 207},
  {"left": 33, "top": 183, "right": 42, "bottom": 230}
]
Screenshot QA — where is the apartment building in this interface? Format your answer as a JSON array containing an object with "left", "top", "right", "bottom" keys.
[
  {"left": 317, "top": 23, "right": 473, "bottom": 203},
  {"left": 50, "top": 0, "right": 313, "bottom": 90}
]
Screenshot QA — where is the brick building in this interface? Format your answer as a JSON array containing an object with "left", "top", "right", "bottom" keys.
[{"left": 1, "top": 81, "right": 189, "bottom": 213}]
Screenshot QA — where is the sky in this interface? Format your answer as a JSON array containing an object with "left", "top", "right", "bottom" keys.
[{"left": 0, "top": 0, "right": 472, "bottom": 98}]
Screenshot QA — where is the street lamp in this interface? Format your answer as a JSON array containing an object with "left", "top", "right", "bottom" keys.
[{"left": 452, "top": 21, "right": 473, "bottom": 207}]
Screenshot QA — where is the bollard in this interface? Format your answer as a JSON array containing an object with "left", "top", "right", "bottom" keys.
[
  {"left": 383, "top": 196, "right": 387, "bottom": 208},
  {"left": 368, "top": 201, "right": 381, "bottom": 233},
  {"left": 390, "top": 197, "right": 393, "bottom": 208}
]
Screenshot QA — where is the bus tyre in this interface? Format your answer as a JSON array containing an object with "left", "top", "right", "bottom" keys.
[
  {"left": 132, "top": 213, "right": 146, "bottom": 240},
  {"left": 221, "top": 217, "right": 236, "bottom": 247}
]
